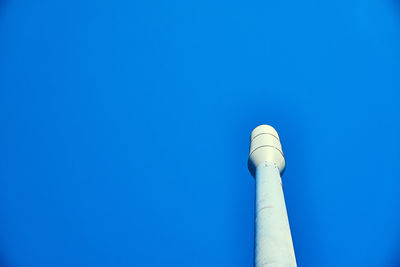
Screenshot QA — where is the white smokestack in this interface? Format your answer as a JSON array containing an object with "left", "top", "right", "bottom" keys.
[{"left": 248, "top": 125, "right": 297, "bottom": 267}]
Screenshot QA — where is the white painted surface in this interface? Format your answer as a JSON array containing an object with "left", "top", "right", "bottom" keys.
[
  {"left": 248, "top": 125, "right": 285, "bottom": 177},
  {"left": 248, "top": 125, "right": 296, "bottom": 267},
  {"left": 255, "top": 163, "right": 296, "bottom": 267}
]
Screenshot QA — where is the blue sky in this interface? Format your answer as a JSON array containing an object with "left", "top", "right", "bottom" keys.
[{"left": 1, "top": 0, "right": 400, "bottom": 266}]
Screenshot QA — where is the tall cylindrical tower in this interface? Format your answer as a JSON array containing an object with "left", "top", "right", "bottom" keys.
[{"left": 248, "top": 125, "right": 297, "bottom": 267}]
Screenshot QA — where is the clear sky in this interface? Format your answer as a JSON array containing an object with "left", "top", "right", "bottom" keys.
[{"left": 1, "top": 0, "right": 400, "bottom": 266}]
